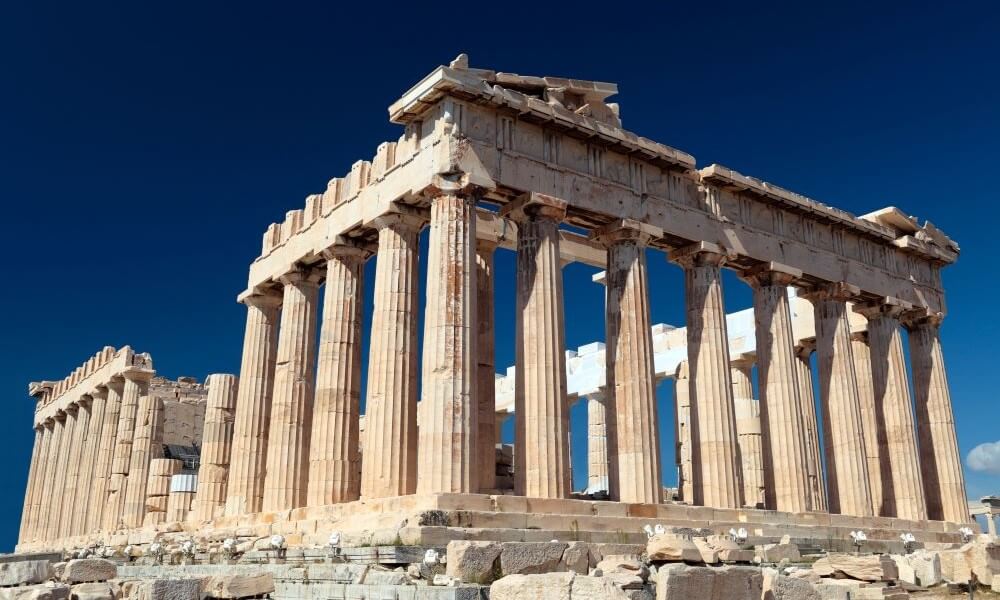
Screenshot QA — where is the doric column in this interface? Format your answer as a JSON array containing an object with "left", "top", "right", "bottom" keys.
[
  {"left": 476, "top": 239, "right": 497, "bottom": 492},
  {"left": 503, "top": 193, "right": 571, "bottom": 499},
  {"left": 123, "top": 378, "right": 162, "bottom": 529},
  {"left": 595, "top": 219, "right": 662, "bottom": 504},
  {"left": 262, "top": 268, "right": 321, "bottom": 512},
  {"left": 849, "top": 331, "right": 884, "bottom": 516},
  {"left": 671, "top": 242, "right": 742, "bottom": 509},
  {"left": 24, "top": 421, "right": 52, "bottom": 541},
  {"left": 731, "top": 360, "right": 764, "bottom": 509},
  {"left": 745, "top": 266, "right": 812, "bottom": 513},
  {"left": 904, "top": 312, "right": 968, "bottom": 523},
  {"left": 39, "top": 415, "right": 64, "bottom": 541},
  {"left": 674, "top": 362, "right": 693, "bottom": 503},
  {"left": 308, "top": 245, "right": 368, "bottom": 506},
  {"left": 856, "top": 300, "right": 927, "bottom": 521},
  {"left": 74, "top": 387, "right": 107, "bottom": 535},
  {"left": 18, "top": 425, "right": 44, "bottom": 543},
  {"left": 60, "top": 399, "right": 90, "bottom": 538},
  {"left": 587, "top": 390, "right": 610, "bottom": 494},
  {"left": 794, "top": 342, "right": 827, "bottom": 512},
  {"left": 90, "top": 378, "right": 122, "bottom": 532},
  {"left": 48, "top": 408, "right": 75, "bottom": 541},
  {"left": 193, "top": 374, "right": 238, "bottom": 521},
  {"left": 225, "top": 292, "right": 281, "bottom": 516},
  {"left": 803, "top": 283, "right": 872, "bottom": 517},
  {"left": 106, "top": 368, "right": 152, "bottom": 531},
  {"left": 361, "top": 212, "right": 423, "bottom": 499},
  {"left": 418, "top": 189, "right": 478, "bottom": 494}
]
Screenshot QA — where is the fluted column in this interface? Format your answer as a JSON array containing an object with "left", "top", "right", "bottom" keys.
[
  {"left": 504, "top": 194, "right": 571, "bottom": 499},
  {"left": 225, "top": 292, "right": 280, "bottom": 516},
  {"left": 418, "top": 190, "right": 478, "bottom": 494},
  {"left": 308, "top": 245, "right": 368, "bottom": 506},
  {"left": 361, "top": 212, "right": 423, "bottom": 499},
  {"left": 74, "top": 387, "right": 107, "bottom": 535},
  {"left": 795, "top": 342, "right": 828, "bottom": 512},
  {"left": 61, "top": 396, "right": 92, "bottom": 537},
  {"left": 123, "top": 383, "right": 162, "bottom": 529},
  {"left": 804, "top": 283, "right": 872, "bottom": 517},
  {"left": 193, "top": 374, "right": 238, "bottom": 520},
  {"left": 18, "top": 425, "right": 44, "bottom": 543},
  {"left": 746, "top": 267, "right": 812, "bottom": 512},
  {"left": 106, "top": 369, "right": 152, "bottom": 531},
  {"left": 674, "top": 362, "right": 693, "bottom": 503},
  {"left": 598, "top": 220, "right": 662, "bottom": 504},
  {"left": 25, "top": 421, "right": 53, "bottom": 541},
  {"left": 262, "top": 268, "right": 321, "bottom": 512},
  {"left": 672, "top": 242, "right": 742, "bottom": 509},
  {"left": 40, "top": 414, "right": 65, "bottom": 542},
  {"left": 905, "top": 312, "right": 967, "bottom": 523},
  {"left": 587, "top": 390, "right": 610, "bottom": 493},
  {"left": 90, "top": 378, "right": 122, "bottom": 532},
  {"left": 850, "top": 331, "right": 884, "bottom": 516},
  {"left": 48, "top": 407, "right": 75, "bottom": 541},
  {"left": 856, "top": 300, "right": 927, "bottom": 520},
  {"left": 731, "top": 360, "right": 764, "bottom": 508},
  {"left": 476, "top": 240, "right": 497, "bottom": 492}
]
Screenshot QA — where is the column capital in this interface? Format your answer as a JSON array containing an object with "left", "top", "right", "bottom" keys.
[
  {"left": 43, "top": 417, "right": 56, "bottom": 428},
  {"left": 278, "top": 265, "right": 324, "bottom": 287},
  {"left": 372, "top": 208, "right": 427, "bottom": 233},
  {"left": 795, "top": 338, "right": 816, "bottom": 358},
  {"left": 121, "top": 366, "right": 154, "bottom": 383},
  {"left": 849, "top": 330, "right": 868, "bottom": 344},
  {"left": 901, "top": 308, "right": 945, "bottom": 329},
  {"left": 424, "top": 175, "right": 488, "bottom": 200},
  {"left": 475, "top": 237, "right": 499, "bottom": 253},
  {"left": 499, "top": 192, "right": 567, "bottom": 223},
  {"left": 740, "top": 262, "right": 803, "bottom": 288},
  {"left": 239, "top": 289, "right": 283, "bottom": 310},
  {"left": 799, "top": 281, "right": 861, "bottom": 303},
  {"left": 105, "top": 376, "right": 125, "bottom": 393},
  {"left": 320, "top": 239, "right": 374, "bottom": 262},
  {"left": 590, "top": 219, "right": 662, "bottom": 247},
  {"left": 853, "top": 296, "right": 913, "bottom": 320},
  {"left": 64, "top": 403, "right": 79, "bottom": 416},
  {"left": 668, "top": 241, "right": 733, "bottom": 269},
  {"left": 89, "top": 385, "right": 108, "bottom": 400},
  {"left": 731, "top": 356, "right": 755, "bottom": 372}
]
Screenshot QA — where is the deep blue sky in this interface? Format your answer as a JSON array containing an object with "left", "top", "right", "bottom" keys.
[{"left": 2, "top": 2, "right": 998, "bottom": 551}]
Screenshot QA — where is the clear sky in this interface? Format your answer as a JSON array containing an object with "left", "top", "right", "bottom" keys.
[{"left": 2, "top": 1, "right": 998, "bottom": 551}]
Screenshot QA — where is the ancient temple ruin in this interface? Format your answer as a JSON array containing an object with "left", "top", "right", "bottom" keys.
[{"left": 16, "top": 55, "right": 971, "bottom": 560}]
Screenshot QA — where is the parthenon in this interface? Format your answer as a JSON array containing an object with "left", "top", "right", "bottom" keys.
[{"left": 16, "top": 55, "right": 972, "bottom": 564}]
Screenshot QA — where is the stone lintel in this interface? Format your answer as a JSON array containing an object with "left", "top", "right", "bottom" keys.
[
  {"left": 853, "top": 296, "right": 914, "bottom": 320},
  {"left": 589, "top": 218, "right": 663, "bottom": 246},
  {"left": 668, "top": 241, "right": 732, "bottom": 268},
  {"left": 592, "top": 271, "right": 607, "bottom": 286},
  {"left": 499, "top": 192, "right": 568, "bottom": 222}
]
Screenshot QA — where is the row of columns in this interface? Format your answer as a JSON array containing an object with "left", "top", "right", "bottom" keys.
[
  {"left": 207, "top": 189, "right": 964, "bottom": 524},
  {"left": 21, "top": 368, "right": 158, "bottom": 544}
]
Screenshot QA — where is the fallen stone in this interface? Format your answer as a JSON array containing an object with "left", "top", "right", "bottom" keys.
[
  {"left": 908, "top": 550, "right": 941, "bottom": 587},
  {"left": 571, "top": 575, "right": 632, "bottom": 600},
  {"left": 758, "top": 541, "right": 801, "bottom": 563},
  {"left": 646, "top": 534, "right": 701, "bottom": 563},
  {"left": 596, "top": 555, "right": 650, "bottom": 581},
  {"left": 762, "top": 568, "right": 820, "bottom": 600},
  {"left": 500, "top": 542, "right": 568, "bottom": 575},
  {"left": 446, "top": 540, "right": 502, "bottom": 584},
  {"left": 812, "top": 554, "right": 898, "bottom": 582},
  {"left": 704, "top": 535, "right": 754, "bottom": 563},
  {"left": 0, "top": 584, "right": 70, "bottom": 600},
  {"left": 69, "top": 582, "right": 113, "bottom": 600},
  {"left": 692, "top": 538, "right": 719, "bottom": 564},
  {"left": 362, "top": 569, "right": 408, "bottom": 586},
  {"left": 0, "top": 561, "right": 52, "bottom": 587},
  {"left": 202, "top": 574, "right": 274, "bottom": 599},
  {"left": 61, "top": 560, "right": 116, "bottom": 584},
  {"left": 992, "top": 573, "right": 1000, "bottom": 592},
  {"left": 432, "top": 574, "right": 456, "bottom": 586},
  {"left": 490, "top": 572, "right": 574, "bottom": 600},
  {"left": 591, "top": 544, "right": 644, "bottom": 563},
  {"left": 561, "top": 542, "right": 591, "bottom": 574},
  {"left": 134, "top": 578, "right": 202, "bottom": 600},
  {"left": 654, "top": 564, "right": 763, "bottom": 600}
]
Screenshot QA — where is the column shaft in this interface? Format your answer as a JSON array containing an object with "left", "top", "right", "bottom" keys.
[
  {"left": 749, "top": 272, "right": 812, "bottom": 513},
  {"left": 74, "top": 389, "right": 107, "bottom": 536},
  {"left": 604, "top": 230, "right": 661, "bottom": 504},
  {"left": 476, "top": 241, "right": 497, "bottom": 492},
  {"left": 808, "top": 284, "right": 872, "bottom": 516},
  {"left": 106, "top": 373, "right": 146, "bottom": 530},
  {"left": 225, "top": 293, "right": 280, "bottom": 516},
  {"left": 123, "top": 390, "right": 163, "bottom": 528},
  {"left": 90, "top": 379, "right": 122, "bottom": 532},
  {"left": 674, "top": 363, "right": 693, "bottom": 503},
  {"left": 795, "top": 346, "right": 828, "bottom": 512},
  {"left": 587, "top": 391, "right": 610, "bottom": 493},
  {"left": 308, "top": 248, "right": 366, "bottom": 506},
  {"left": 675, "top": 244, "right": 742, "bottom": 508},
  {"left": 361, "top": 214, "right": 422, "bottom": 499},
  {"left": 25, "top": 423, "right": 53, "bottom": 541},
  {"left": 40, "top": 416, "right": 65, "bottom": 541},
  {"left": 61, "top": 398, "right": 92, "bottom": 537},
  {"left": 18, "top": 426, "right": 44, "bottom": 543},
  {"left": 262, "top": 270, "right": 320, "bottom": 512},
  {"left": 851, "top": 333, "right": 885, "bottom": 516},
  {"left": 731, "top": 364, "right": 765, "bottom": 508},
  {"left": 194, "top": 374, "right": 238, "bottom": 520},
  {"left": 513, "top": 204, "right": 571, "bottom": 498},
  {"left": 48, "top": 408, "right": 75, "bottom": 541},
  {"left": 418, "top": 192, "right": 478, "bottom": 494},
  {"left": 907, "top": 316, "right": 968, "bottom": 523}
]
